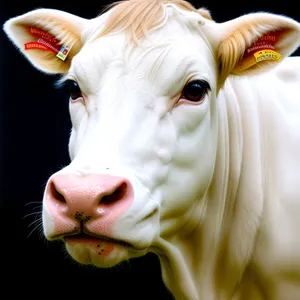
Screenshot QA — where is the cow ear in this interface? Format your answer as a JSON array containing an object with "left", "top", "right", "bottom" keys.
[
  {"left": 217, "top": 13, "right": 300, "bottom": 83},
  {"left": 3, "top": 8, "right": 88, "bottom": 74}
]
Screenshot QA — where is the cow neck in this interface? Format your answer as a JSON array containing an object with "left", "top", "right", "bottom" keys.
[{"left": 214, "top": 77, "right": 265, "bottom": 298}]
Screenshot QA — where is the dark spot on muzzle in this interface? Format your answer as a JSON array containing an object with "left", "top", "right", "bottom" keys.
[{"left": 74, "top": 211, "right": 92, "bottom": 223}]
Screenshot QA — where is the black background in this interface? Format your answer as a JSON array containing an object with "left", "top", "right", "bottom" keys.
[{"left": 1, "top": 1, "right": 299, "bottom": 298}]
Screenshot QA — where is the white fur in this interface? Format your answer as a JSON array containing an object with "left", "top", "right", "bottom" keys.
[{"left": 4, "top": 3, "right": 300, "bottom": 299}]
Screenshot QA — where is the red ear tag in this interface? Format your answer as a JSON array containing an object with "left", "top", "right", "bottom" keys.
[
  {"left": 237, "top": 31, "right": 282, "bottom": 71},
  {"left": 245, "top": 31, "right": 281, "bottom": 63},
  {"left": 24, "top": 26, "right": 71, "bottom": 61}
]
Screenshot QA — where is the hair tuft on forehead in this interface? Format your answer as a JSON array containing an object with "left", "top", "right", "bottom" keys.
[{"left": 98, "top": 0, "right": 212, "bottom": 44}]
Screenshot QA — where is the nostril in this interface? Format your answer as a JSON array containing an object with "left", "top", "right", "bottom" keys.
[
  {"left": 101, "top": 182, "right": 128, "bottom": 205},
  {"left": 49, "top": 180, "right": 66, "bottom": 203}
]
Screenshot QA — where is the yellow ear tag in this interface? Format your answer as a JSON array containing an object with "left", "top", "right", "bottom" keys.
[{"left": 254, "top": 49, "right": 281, "bottom": 62}]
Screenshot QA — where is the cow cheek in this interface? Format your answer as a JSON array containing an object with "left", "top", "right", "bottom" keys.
[
  {"left": 159, "top": 131, "right": 216, "bottom": 230},
  {"left": 68, "top": 129, "right": 77, "bottom": 160},
  {"left": 68, "top": 103, "right": 88, "bottom": 160}
]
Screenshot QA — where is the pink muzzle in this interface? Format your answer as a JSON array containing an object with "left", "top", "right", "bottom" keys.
[{"left": 44, "top": 173, "right": 134, "bottom": 239}]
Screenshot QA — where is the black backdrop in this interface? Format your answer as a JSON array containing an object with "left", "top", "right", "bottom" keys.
[{"left": 1, "top": 0, "right": 300, "bottom": 298}]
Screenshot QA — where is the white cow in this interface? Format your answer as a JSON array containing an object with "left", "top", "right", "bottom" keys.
[{"left": 4, "top": 0, "right": 300, "bottom": 299}]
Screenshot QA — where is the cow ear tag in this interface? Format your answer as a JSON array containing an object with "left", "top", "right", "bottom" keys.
[
  {"left": 24, "top": 27, "right": 71, "bottom": 61},
  {"left": 241, "top": 31, "right": 282, "bottom": 69}
]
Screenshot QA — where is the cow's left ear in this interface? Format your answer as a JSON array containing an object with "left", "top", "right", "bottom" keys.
[
  {"left": 217, "top": 12, "right": 300, "bottom": 82},
  {"left": 3, "top": 8, "right": 88, "bottom": 74}
]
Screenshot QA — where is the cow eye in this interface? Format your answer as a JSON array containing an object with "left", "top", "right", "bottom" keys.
[
  {"left": 68, "top": 80, "right": 82, "bottom": 100},
  {"left": 182, "top": 80, "right": 210, "bottom": 103}
]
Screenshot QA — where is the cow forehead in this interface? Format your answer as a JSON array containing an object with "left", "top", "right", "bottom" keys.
[{"left": 69, "top": 14, "right": 216, "bottom": 93}]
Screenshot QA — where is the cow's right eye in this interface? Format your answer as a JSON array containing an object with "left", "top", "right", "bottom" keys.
[{"left": 68, "top": 80, "right": 82, "bottom": 100}]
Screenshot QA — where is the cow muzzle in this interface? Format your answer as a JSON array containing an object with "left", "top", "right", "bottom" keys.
[{"left": 42, "top": 173, "right": 144, "bottom": 267}]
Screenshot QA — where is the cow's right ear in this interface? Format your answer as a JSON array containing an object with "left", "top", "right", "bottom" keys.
[{"left": 3, "top": 8, "right": 88, "bottom": 74}]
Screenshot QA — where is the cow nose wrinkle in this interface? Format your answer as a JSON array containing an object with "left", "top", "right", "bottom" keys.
[{"left": 100, "top": 182, "right": 128, "bottom": 205}]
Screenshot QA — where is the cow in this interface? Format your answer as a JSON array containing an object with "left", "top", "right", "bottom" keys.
[{"left": 3, "top": 0, "right": 300, "bottom": 298}]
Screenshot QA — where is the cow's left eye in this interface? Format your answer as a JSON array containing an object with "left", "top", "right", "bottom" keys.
[
  {"left": 181, "top": 80, "right": 210, "bottom": 103},
  {"left": 68, "top": 80, "right": 82, "bottom": 100}
]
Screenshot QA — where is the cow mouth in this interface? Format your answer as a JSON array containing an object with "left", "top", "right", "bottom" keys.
[{"left": 64, "top": 233, "right": 133, "bottom": 248}]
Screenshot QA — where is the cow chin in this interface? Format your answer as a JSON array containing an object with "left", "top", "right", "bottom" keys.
[{"left": 64, "top": 237, "right": 130, "bottom": 268}]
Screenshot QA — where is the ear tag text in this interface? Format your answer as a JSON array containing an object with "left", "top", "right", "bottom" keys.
[{"left": 245, "top": 31, "right": 281, "bottom": 63}]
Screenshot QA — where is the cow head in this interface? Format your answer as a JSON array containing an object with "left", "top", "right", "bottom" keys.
[{"left": 4, "top": 0, "right": 300, "bottom": 272}]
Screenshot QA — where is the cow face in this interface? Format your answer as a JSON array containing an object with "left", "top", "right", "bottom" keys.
[
  {"left": 41, "top": 10, "right": 218, "bottom": 267},
  {"left": 4, "top": 0, "right": 300, "bottom": 268}
]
